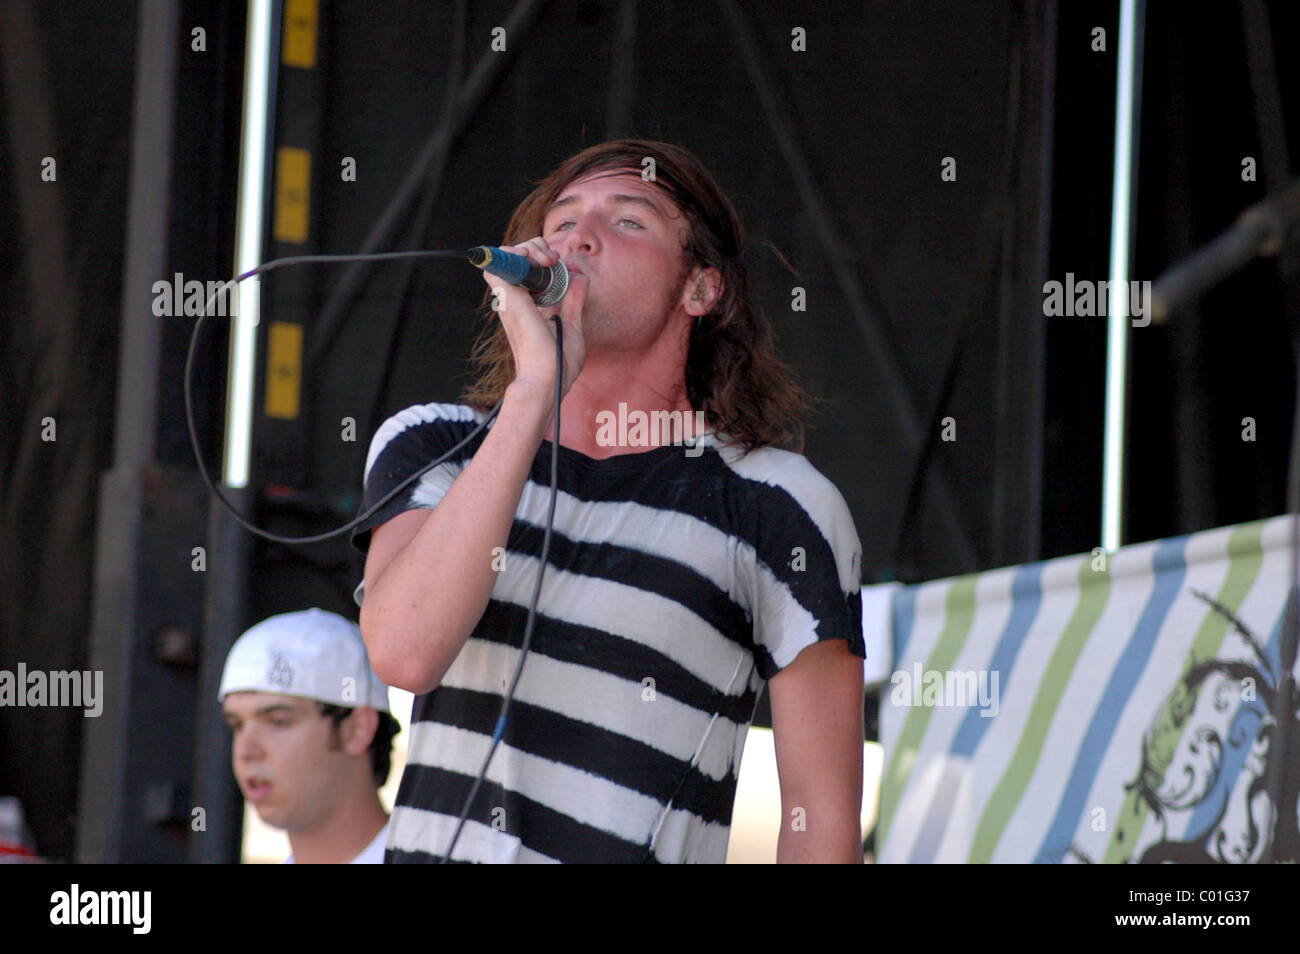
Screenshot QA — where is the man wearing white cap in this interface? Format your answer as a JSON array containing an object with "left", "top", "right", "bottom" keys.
[{"left": 219, "top": 608, "right": 401, "bottom": 864}]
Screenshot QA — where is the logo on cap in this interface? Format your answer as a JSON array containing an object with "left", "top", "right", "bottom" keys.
[{"left": 267, "top": 653, "right": 295, "bottom": 688}]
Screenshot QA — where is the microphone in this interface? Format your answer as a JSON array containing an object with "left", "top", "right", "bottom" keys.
[{"left": 467, "top": 246, "right": 569, "bottom": 307}]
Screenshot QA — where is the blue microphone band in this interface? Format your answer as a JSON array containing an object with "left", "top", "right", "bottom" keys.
[
  {"left": 468, "top": 246, "right": 533, "bottom": 285},
  {"left": 467, "top": 245, "right": 569, "bottom": 307}
]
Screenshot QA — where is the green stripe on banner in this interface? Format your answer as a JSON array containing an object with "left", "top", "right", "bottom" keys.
[
  {"left": 876, "top": 575, "right": 979, "bottom": 846},
  {"left": 967, "top": 555, "right": 1111, "bottom": 863},
  {"left": 1100, "top": 519, "right": 1267, "bottom": 863}
]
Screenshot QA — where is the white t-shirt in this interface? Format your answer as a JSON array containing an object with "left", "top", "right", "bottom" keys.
[
  {"left": 350, "top": 820, "right": 390, "bottom": 864},
  {"left": 283, "top": 819, "right": 391, "bottom": 865}
]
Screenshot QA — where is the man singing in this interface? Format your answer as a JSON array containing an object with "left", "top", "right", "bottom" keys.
[{"left": 354, "top": 139, "right": 865, "bottom": 863}]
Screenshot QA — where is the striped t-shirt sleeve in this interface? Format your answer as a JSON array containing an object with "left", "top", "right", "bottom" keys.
[
  {"left": 350, "top": 403, "right": 482, "bottom": 556},
  {"left": 731, "top": 447, "right": 866, "bottom": 678}
]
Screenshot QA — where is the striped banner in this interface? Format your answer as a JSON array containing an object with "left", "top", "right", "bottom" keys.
[{"left": 876, "top": 516, "right": 1299, "bottom": 863}]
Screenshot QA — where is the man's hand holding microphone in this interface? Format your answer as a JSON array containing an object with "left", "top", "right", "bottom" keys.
[{"left": 477, "top": 237, "right": 590, "bottom": 423}]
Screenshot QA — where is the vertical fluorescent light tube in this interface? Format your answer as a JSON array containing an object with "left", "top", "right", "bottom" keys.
[
  {"left": 1103, "top": 0, "right": 1141, "bottom": 553},
  {"left": 224, "top": 0, "right": 274, "bottom": 489}
]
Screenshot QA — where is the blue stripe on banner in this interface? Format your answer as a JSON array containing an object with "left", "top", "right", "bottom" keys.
[
  {"left": 1266, "top": 598, "right": 1284, "bottom": 676},
  {"left": 892, "top": 584, "right": 919, "bottom": 666},
  {"left": 1033, "top": 535, "right": 1189, "bottom": 864},
  {"left": 907, "top": 562, "right": 1045, "bottom": 863},
  {"left": 1178, "top": 606, "right": 1285, "bottom": 853}
]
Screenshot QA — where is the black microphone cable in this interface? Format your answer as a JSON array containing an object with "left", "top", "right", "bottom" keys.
[
  {"left": 185, "top": 249, "right": 498, "bottom": 546},
  {"left": 184, "top": 248, "right": 565, "bottom": 863},
  {"left": 440, "top": 316, "right": 563, "bottom": 863}
]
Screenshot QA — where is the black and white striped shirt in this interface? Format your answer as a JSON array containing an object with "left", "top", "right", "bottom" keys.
[{"left": 353, "top": 402, "right": 864, "bottom": 863}]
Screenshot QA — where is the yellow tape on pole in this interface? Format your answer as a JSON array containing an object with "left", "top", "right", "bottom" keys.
[
  {"left": 265, "top": 321, "right": 303, "bottom": 420},
  {"left": 282, "top": 0, "right": 318, "bottom": 69},
  {"left": 273, "top": 147, "right": 311, "bottom": 244}
]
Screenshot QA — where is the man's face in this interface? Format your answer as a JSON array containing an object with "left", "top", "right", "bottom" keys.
[
  {"left": 541, "top": 170, "right": 694, "bottom": 349},
  {"left": 221, "top": 691, "right": 353, "bottom": 833}
]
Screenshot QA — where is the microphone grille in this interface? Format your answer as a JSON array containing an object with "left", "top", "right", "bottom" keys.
[{"left": 534, "top": 260, "right": 569, "bottom": 308}]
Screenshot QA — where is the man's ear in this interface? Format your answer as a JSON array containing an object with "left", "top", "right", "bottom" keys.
[
  {"left": 340, "top": 706, "right": 380, "bottom": 756},
  {"left": 682, "top": 265, "right": 723, "bottom": 317}
]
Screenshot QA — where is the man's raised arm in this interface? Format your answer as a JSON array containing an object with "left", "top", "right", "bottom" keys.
[{"left": 359, "top": 238, "right": 588, "bottom": 694}]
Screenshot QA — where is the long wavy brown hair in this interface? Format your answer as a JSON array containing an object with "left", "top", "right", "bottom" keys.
[{"left": 461, "top": 139, "right": 811, "bottom": 453}]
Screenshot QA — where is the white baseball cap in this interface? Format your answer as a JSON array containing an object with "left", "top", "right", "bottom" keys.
[{"left": 218, "top": 608, "right": 391, "bottom": 713}]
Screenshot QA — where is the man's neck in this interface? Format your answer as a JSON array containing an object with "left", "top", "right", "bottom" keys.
[
  {"left": 551, "top": 321, "right": 696, "bottom": 458},
  {"left": 287, "top": 790, "right": 388, "bottom": 865}
]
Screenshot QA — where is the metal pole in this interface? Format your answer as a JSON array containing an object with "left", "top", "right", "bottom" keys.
[
  {"left": 76, "top": 0, "right": 178, "bottom": 863},
  {"left": 1101, "top": 0, "right": 1144, "bottom": 553}
]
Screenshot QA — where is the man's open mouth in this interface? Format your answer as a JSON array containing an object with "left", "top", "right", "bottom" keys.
[{"left": 243, "top": 776, "right": 272, "bottom": 802}]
